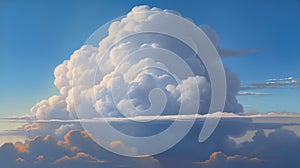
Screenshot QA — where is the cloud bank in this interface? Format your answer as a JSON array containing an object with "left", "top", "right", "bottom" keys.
[
  {"left": 0, "top": 130, "right": 160, "bottom": 168},
  {"left": 1, "top": 116, "right": 300, "bottom": 168}
]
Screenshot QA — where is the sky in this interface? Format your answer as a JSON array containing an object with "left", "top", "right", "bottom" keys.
[
  {"left": 1, "top": 0, "right": 300, "bottom": 117},
  {"left": 1, "top": 1, "right": 300, "bottom": 167}
]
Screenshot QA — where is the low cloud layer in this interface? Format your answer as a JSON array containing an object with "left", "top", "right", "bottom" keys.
[
  {"left": 0, "top": 130, "right": 160, "bottom": 168},
  {"left": 1, "top": 115, "right": 300, "bottom": 168}
]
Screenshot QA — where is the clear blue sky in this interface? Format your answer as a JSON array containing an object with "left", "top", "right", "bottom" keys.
[{"left": 1, "top": 0, "right": 300, "bottom": 117}]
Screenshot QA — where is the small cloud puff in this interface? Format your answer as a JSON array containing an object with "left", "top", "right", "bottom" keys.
[{"left": 194, "top": 151, "right": 262, "bottom": 168}]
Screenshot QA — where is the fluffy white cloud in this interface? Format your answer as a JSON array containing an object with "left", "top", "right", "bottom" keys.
[
  {"left": 31, "top": 95, "right": 69, "bottom": 120},
  {"left": 30, "top": 5, "right": 245, "bottom": 122},
  {"left": 54, "top": 124, "right": 78, "bottom": 137}
]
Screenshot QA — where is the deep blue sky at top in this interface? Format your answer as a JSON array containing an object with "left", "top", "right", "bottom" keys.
[{"left": 0, "top": 0, "right": 300, "bottom": 117}]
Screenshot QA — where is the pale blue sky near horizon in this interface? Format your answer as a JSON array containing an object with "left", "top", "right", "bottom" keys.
[{"left": 1, "top": 0, "right": 300, "bottom": 117}]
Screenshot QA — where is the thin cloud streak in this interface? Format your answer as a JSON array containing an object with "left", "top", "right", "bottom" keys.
[
  {"left": 1, "top": 112, "right": 300, "bottom": 123},
  {"left": 240, "top": 77, "right": 299, "bottom": 90},
  {"left": 237, "top": 91, "right": 271, "bottom": 96}
]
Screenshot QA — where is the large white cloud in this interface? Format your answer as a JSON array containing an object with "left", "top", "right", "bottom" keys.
[{"left": 30, "top": 5, "right": 245, "bottom": 122}]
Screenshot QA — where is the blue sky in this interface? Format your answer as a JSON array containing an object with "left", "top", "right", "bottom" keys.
[
  {"left": 1, "top": 0, "right": 300, "bottom": 117},
  {"left": 1, "top": 2, "right": 300, "bottom": 168}
]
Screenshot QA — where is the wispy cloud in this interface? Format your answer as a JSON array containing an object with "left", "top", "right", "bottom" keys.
[
  {"left": 237, "top": 91, "right": 271, "bottom": 96},
  {"left": 2, "top": 112, "right": 300, "bottom": 123},
  {"left": 240, "top": 77, "right": 299, "bottom": 90}
]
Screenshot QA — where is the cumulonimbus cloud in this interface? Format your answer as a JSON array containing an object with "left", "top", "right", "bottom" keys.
[{"left": 29, "top": 5, "right": 247, "bottom": 122}]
